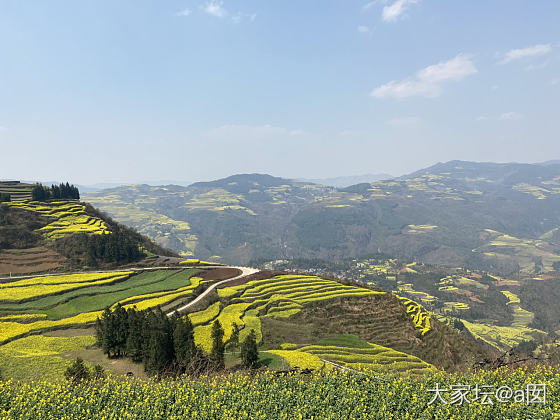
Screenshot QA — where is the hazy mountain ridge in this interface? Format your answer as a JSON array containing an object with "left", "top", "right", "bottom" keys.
[
  {"left": 298, "top": 173, "right": 393, "bottom": 188},
  {"left": 84, "top": 161, "right": 560, "bottom": 274}
]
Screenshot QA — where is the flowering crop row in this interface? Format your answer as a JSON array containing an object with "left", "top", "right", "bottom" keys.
[
  {"left": 395, "top": 295, "right": 432, "bottom": 335},
  {"left": 1, "top": 272, "right": 132, "bottom": 288},
  {"left": 0, "top": 365, "right": 557, "bottom": 418},
  {"left": 0, "top": 311, "right": 102, "bottom": 343},
  {"left": 8, "top": 200, "right": 110, "bottom": 239},
  {"left": 0, "top": 274, "right": 131, "bottom": 302}
]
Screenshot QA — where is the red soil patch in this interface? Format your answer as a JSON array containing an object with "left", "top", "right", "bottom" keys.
[
  {"left": 0, "top": 247, "right": 65, "bottom": 275},
  {"left": 215, "top": 270, "right": 284, "bottom": 289},
  {"left": 200, "top": 267, "right": 242, "bottom": 281}
]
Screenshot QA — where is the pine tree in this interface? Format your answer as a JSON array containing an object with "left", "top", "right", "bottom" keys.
[
  {"left": 227, "top": 322, "right": 240, "bottom": 352},
  {"left": 126, "top": 308, "right": 145, "bottom": 362},
  {"left": 144, "top": 308, "right": 174, "bottom": 375},
  {"left": 210, "top": 320, "right": 225, "bottom": 370},
  {"left": 240, "top": 329, "right": 259, "bottom": 369},
  {"left": 113, "top": 303, "right": 128, "bottom": 357},
  {"left": 173, "top": 315, "right": 196, "bottom": 371},
  {"left": 64, "top": 357, "right": 91, "bottom": 384},
  {"left": 100, "top": 307, "right": 115, "bottom": 357},
  {"left": 95, "top": 316, "right": 103, "bottom": 345}
]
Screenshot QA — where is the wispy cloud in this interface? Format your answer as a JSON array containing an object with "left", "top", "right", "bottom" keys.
[
  {"left": 357, "top": 25, "right": 371, "bottom": 33},
  {"left": 176, "top": 8, "right": 192, "bottom": 17},
  {"left": 363, "top": 0, "right": 418, "bottom": 22},
  {"left": 202, "top": 0, "right": 227, "bottom": 18},
  {"left": 499, "top": 112, "right": 523, "bottom": 121},
  {"left": 386, "top": 117, "right": 422, "bottom": 126},
  {"left": 0, "top": 125, "right": 7, "bottom": 132},
  {"left": 551, "top": 78, "right": 560, "bottom": 86},
  {"left": 232, "top": 12, "right": 257, "bottom": 24},
  {"left": 362, "top": 1, "right": 379, "bottom": 10},
  {"left": 371, "top": 54, "right": 477, "bottom": 99},
  {"left": 498, "top": 44, "right": 551, "bottom": 64},
  {"left": 476, "top": 112, "right": 524, "bottom": 122},
  {"left": 382, "top": 0, "right": 419, "bottom": 22}
]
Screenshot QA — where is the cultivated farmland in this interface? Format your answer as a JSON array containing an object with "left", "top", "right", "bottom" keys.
[{"left": 7, "top": 200, "right": 110, "bottom": 239}]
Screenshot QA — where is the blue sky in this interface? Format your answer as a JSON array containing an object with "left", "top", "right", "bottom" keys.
[{"left": 1, "top": 0, "right": 559, "bottom": 184}]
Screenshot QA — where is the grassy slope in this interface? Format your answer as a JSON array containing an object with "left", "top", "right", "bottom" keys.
[{"left": 261, "top": 294, "right": 485, "bottom": 371}]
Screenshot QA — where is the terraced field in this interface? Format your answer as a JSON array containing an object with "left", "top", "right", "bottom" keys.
[
  {"left": 182, "top": 274, "right": 458, "bottom": 374},
  {"left": 476, "top": 229, "right": 560, "bottom": 274},
  {"left": 269, "top": 257, "right": 555, "bottom": 355},
  {"left": 186, "top": 275, "right": 384, "bottom": 351},
  {"left": 0, "top": 247, "right": 66, "bottom": 275},
  {"left": 7, "top": 200, "right": 110, "bottom": 239},
  {"left": 0, "top": 269, "right": 202, "bottom": 345},
  {"left": 0, "top": 267, "right": 486, "bottom": 380},
  {"left": 0, "top": 181, "right": 34, "bottom": 201},
  {"left": 267, "top": 334, "right": 435, "bottom": 374}
]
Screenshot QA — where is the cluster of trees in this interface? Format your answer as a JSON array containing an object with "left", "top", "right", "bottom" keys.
[
  {"left": 55, "top": 227, "right": 145, "bottom": 267},
  {"left": 95, "top": 304, "right": 259, "bottom": 376},
  {"left": 32, "top": 182, "right": 80, "bottom": 201},
  {"left": 0, "top": 193, "right": 10, "bottom": 202},
  {"left": 84, "top": 228, "right": 144, "bottom": 265}
]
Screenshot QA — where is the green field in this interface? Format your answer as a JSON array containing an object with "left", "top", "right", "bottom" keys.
[{"left": 0, "top": 269, "right": 201, "bottom": 344}]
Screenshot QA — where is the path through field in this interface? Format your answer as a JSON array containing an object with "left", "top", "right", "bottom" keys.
[{"left": 168, "top": 266, "right": 259, "bottom": 316}]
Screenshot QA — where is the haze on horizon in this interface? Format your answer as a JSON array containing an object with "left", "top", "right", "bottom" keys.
[{"left": 1, "top": 1, "right": 559, "bottom": 185}]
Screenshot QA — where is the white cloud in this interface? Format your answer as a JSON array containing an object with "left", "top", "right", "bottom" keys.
[
  {"left": 202, "top": 0, "right": 227, "bottom": 18},
  {"left": 362, "top": 1, "right": 380, "bottom": 10},
  {"left": 207, "top": 124, "right": 306, "bottom": 140},
  {"left": 499, "top": 112, "right": 523, "bottom": 121},
  {"left": 551, "top": 78, "right": 560, "bottom": 86},
  {"left": 499, "top": 44, "right": 551, "bottom": 64},
  {"left": 382, "top": 0, "right": 419, "bottom": 22},
  {"left": 371, "top": 54, "right": 477, "bottom": 99},
  {"left": 357, "top": 25, "right": 370, "bottom": 33},
  {"left": 0, "top": 125, "right": 7, "bottom": 132},
  {"left": 386, "top": 117, "right": 422, "bottom": 126},
  {"left": 475, "top": 116, "right": 489, "bottom": 122},
  {"left": 176, "top": 8, "right": 191, "bottom": 17}
]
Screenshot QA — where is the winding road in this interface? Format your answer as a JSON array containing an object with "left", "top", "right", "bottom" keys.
[
  {"left": 0, "top": 264, "right": 259, "bottom": 316},
  {"left": 168, "top": 266, "right": 258, "bottom": 316}
]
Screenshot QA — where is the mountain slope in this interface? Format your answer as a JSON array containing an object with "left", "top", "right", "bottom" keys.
[
  {"left": 84, "top": 162, "right": 560, "bottom": 275},
  {"left": 0, "top": 197, "right": 176, "bottom": 274}
]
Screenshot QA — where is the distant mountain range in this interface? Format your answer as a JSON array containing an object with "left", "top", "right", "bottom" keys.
[
  {"left": 83, "top": 160, "right": 560, "bottom": 276},
  {"left": 298, "top": 174, "right": 393, "bottom": 188}
]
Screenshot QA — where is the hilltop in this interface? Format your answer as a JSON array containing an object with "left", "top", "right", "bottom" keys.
[{"left": 0, "top": 182, "right": 175, "bottom": 275}]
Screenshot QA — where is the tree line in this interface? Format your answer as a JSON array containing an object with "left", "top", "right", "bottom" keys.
[
  {"left": 0, "top": 193, "right": 10, "bottom": 203},
  {"left": 32, "top": 182, "right": 80, "bottom": 201},
  {"left": 95, "top": 304, "right": 259, "bottom": 376}
]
